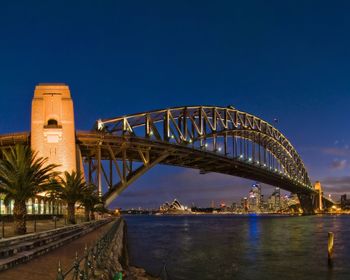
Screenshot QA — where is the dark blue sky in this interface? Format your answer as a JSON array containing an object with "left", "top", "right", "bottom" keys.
[{"left": 1, "top": 1, "right": 350, "bottom": 208}]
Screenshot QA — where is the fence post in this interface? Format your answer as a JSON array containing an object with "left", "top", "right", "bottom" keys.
[
  {"left": 1, "top": 219, "right": 4, "bottom": 238},
  {"left": 73, "top": 252, "right": 79, "bottom": 279},
  {"left": 84, "top": 244, "right": 89, "bottom": 277},
  {"left": 57, "top": 260, "right": 64, "bottom": 280}
]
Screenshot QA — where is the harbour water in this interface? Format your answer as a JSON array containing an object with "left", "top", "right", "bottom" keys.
[{"left": 124, "top": 215, "right": 350, "bottom": 280}]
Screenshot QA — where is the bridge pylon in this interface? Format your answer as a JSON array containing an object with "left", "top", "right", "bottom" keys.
[
  {"left": 313, "top": 181, "right": 324, "bottom": 212},
  {"left": 31, "top": 84, "right": 84, "bottom": 176},
  {"left": 297, "top": 193, "right": 316, "bottom": 215}
]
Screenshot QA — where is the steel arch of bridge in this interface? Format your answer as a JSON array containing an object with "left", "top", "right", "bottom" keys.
[{"left": 77, "top": 105, "right": 316, "bottom": 207}]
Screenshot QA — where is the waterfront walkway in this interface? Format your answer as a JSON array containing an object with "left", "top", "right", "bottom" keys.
[{"left": 0, "top": 221, "right": 113, "bottom": 280}]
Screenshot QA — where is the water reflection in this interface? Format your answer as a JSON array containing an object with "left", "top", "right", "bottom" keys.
[{"left": 125, "top": 215, "right": 350, "bottom": 280}]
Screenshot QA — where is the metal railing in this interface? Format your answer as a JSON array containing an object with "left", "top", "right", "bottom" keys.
[{"left": 56, "top": 218, "right": 121, "bottom": 280}]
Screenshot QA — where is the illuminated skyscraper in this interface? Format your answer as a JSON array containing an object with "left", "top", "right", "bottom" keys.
[
  {"left": 248, "top": 183, "right": 262, "bottom": 212},
  {"left": 268, "top": 187, "right": 281, "bottom": 212}
]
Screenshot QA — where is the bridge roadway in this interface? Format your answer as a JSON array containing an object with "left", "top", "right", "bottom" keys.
[
  {"left": 0, "top": 131, "right": 333, "bottom": 212},
  {"left": 77, "top": 132, "right": 314, "bottom": 194}
]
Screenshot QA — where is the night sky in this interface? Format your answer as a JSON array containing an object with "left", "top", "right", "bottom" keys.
[{"left": 1, "top": 1, "right": 350, "bottom": 209}]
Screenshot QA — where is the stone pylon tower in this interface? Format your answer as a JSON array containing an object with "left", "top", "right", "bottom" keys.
[
  {"left": 31, "top": 84, "right": 77, "bottom": 174},
  {"left": 314, "top": 181, "right": 323, "bottom": 211}
]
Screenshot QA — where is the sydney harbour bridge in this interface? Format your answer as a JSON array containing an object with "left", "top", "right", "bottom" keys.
[{"left": 0, "top": 84, "right": 333, "bottom": 214}]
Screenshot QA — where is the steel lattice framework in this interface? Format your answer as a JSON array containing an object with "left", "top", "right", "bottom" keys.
[
  {"left": 0, "top": 106, "right": 334, "bottom": 212},
  {"left": 76, "top": 106, "right": 318, "bottom": 207}
]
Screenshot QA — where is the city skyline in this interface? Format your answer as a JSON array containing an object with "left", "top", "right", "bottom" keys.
[
  {"left": 136, "top": 183, "right": 291, "bottom": 212},
  {"left": 1, "top": 1, "right": 350, "bottom": 208}
]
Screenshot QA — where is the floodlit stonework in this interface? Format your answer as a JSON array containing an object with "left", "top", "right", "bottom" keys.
[{"left": 31, "top": 83, "right": 77, "bottom": 174}]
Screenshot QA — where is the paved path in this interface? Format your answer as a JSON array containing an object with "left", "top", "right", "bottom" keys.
[{"left": 0, "top": 221, "right": 113, "bottom": 280}]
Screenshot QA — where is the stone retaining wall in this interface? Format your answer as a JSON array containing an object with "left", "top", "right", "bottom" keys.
[{"left": 97, "top": 219, "right": 159, "bottom": 280}]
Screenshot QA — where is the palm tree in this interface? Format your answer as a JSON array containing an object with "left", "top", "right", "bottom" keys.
[
  {"left": 0, "top": 145, "right": 58, "bottom": 235},
  {"left": 55, "top": 171, "right": 89, "bottom": 224},
  {"left": 80, "top": 184, "right": 101, "bottom": 222},
  {"left": 44, "top": 179, "right": 62, "bottom": 215}
]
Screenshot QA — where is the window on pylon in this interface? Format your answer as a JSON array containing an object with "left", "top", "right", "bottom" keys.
[{"left": 47, "top": 119, "right": 59, "bottom": 128}]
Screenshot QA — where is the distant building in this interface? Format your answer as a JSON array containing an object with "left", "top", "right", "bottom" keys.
[
  {"left": 160, "top": 199, "right": 189, "bottom": 212},
  {"left": 231, "top": 202, "right": 238, "bottom": 211},
  {"left": 220, "top": 201, "right": 229, "bottom": 211},
  {"left": 267, "top": 187, "right": 281, "bottom": 212},
  {"left": 248, "top": 183, "right": 262, "bottom": 212},
  {"left": 280, "top": 195, "right": 290, "bottom": 211},
  {"left": 340, "top": 194, "right": 350, "bottom": 210},
  {"left": 241, "top": 197, "right": 248, "bottom": 212},
  {"left": 286, "top": 194, "right": 301, "bottom": 213}
]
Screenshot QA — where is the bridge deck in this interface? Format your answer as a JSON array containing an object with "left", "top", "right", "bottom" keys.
[
  {"left": 77, "top": 132, "right": 314, "bottom": 195},
  {"left": 0, "top": 131, "right": 333, "bottom": 208}
]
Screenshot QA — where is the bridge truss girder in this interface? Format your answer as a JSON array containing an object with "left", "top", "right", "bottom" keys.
[
  {"left": 78, "top": 132, "right": 315, "bottom": 209},
  {"left": 97, "top": 106, "right": 311, "bottom": 185},
  {"left": 82, "top": 106, "right": 315, "bottom": 205}
]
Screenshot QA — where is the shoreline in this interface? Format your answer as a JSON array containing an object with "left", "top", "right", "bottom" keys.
[{"left": 122, "top": 212, "right": 349, "bottom": 216}]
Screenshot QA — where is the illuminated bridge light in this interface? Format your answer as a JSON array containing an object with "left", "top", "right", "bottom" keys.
[
  {"left": 149, "top": 131, "right": 154, "bottom": 136},
  {"left": 205, "top": 143, "right": 208, "bottom": 148},
  {"left": 171, "top": 135, "right": 175, "bottom": 139},
  {"left": 97, "top": 119, "right": 104, "bottom": 130},
  {"left": 239, "top": 155, "right": 243, "bottom": 159},
  {"left": 256, "top": 161, "right": 260, "bottom": 164},
  {"left": 248, "top": 157, "right": 252, "bottom": 162},
  {"left": 218, "top": 147, "right": 222, "bottom": 152}
]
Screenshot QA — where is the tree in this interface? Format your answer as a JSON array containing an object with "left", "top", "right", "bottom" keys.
[
  {"left": 0, "top": 145, "right": 58, "bottom": 235},
  {"left": 80, "top": 184, "right": 101, "bottom": 222},
  {"left": 44, "top": 180, "right": 62, "bottom": 215},
  {"left": 55, "top": 171, "right": 89, "bottom": 224}
]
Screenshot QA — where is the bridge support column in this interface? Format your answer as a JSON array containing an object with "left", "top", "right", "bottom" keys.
[
  {"left": 97, "top": 144, "right": 102, "bottom": 197},
  {"left": 297, "top": 193, "right": 315, "bottom": 215}
]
